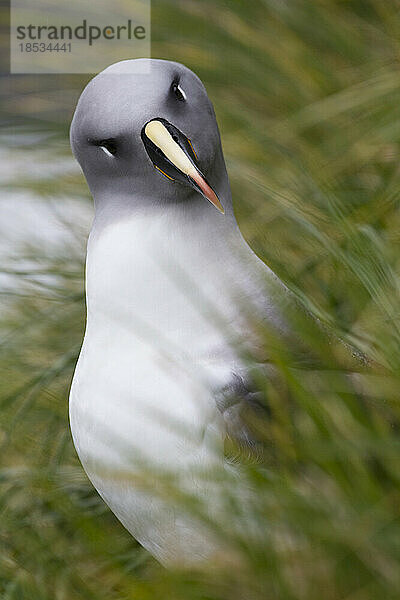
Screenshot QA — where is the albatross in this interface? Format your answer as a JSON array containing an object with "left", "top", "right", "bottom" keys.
[{"left": 69, "top": 58, "right": 327, "bottom": 566}]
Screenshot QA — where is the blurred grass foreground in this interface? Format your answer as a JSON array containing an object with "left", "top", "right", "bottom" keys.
[{"left": 2, "top": 0, "right": 400, "bottom": 598}]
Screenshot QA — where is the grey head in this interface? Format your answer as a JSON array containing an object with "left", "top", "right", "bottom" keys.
[{"left": 70, "top": 59, "right": 231, "bottom": 219}]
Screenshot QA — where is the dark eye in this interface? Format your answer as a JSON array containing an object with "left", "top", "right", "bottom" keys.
[
  {"left": 90, "top": 138, "right": 118, "bottom": 157},
  {"left": 171, "top": 81, "right": 187, "bottom": 102},
  {"left": 99, "top": 139, "right": 118, "bottom": 157}
]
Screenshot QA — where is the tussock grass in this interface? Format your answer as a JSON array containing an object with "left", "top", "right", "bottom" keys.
[{"left": 2, "top": 1, "right": 400, "bottom": 598}]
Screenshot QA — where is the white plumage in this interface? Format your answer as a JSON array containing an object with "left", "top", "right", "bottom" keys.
[{"left": 69, "top": 58, "right": 289, "bottom": 565}]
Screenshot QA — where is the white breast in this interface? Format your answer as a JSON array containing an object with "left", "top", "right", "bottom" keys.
[
  {"left": 69, "top": 212, "right": 255, "bottom": 564},
  {"left": 69, "top": 204, "right": 283, "bottom": 564}
]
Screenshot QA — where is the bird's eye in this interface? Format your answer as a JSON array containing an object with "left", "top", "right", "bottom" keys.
[
  {"left": 171, "top": 82, "right": 187, "bottom": 102},
  {"left": 90, "top": 138, "right": 118, "bottom": 157},
  {"left": 99, "top": 139, "right": 118, "bottom": 157}
]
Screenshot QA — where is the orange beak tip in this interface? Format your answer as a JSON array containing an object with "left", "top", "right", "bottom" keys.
[{"left": 190, "top": 173, "right": 225, "bottom": 215}]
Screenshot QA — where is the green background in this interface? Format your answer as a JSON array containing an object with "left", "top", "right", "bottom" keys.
[{"left": 1, "top": 1, "right": 400, "bottom": 598}]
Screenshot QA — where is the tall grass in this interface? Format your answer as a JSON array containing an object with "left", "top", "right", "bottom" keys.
[{"left": 2, "top": 0, "right": 400, "bottom": 598}]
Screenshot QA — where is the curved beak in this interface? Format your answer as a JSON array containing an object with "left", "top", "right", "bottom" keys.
[{"left": 141, "top": 118, "right": 224, "bottom": 214}]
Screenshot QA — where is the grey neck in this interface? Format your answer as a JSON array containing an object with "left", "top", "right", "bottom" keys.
[{"left": 90, "top": 147, "right": 237, "bottom": 237}]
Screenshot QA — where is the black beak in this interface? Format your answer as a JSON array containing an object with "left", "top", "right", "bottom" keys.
[{"left": 141, "top": 118, "right": 224, "bottom": 214}]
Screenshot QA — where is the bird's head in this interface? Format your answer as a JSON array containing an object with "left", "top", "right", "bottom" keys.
[{"left": 70, "top": 59, "right": 225, "bottom": 215}]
